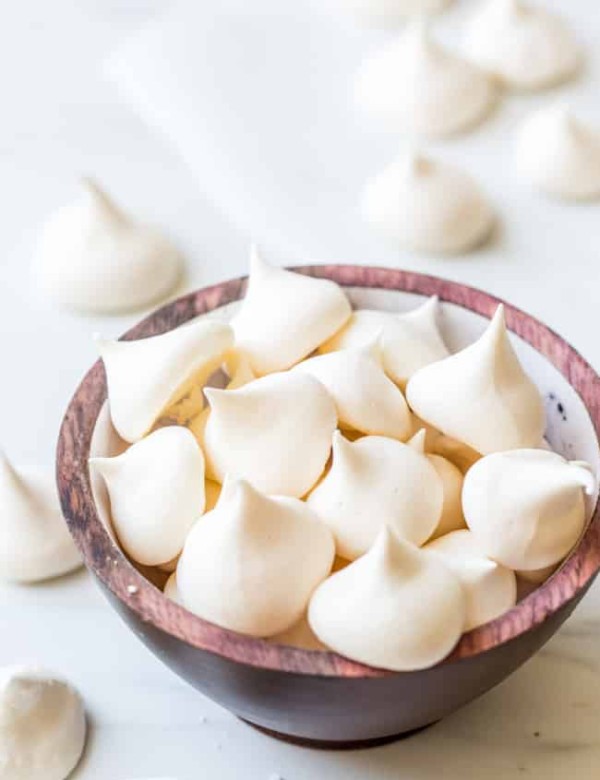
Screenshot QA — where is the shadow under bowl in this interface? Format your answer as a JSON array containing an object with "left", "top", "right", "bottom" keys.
[{"left": 56, "top": 265, "right": 600, "bottom": 749}]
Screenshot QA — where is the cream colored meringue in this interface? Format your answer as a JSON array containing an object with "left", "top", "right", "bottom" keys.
[
  {"left": 163, "top": 572, "right": 183, "bottom": 605},
  {"left": 34, "top": 179, "right": 182, "bottom": 315},
  {"left": 270, "top": 614, "right": 327, "bottom": 651},
  {"left": 426, "top": 529, "right": 517, "bottom": 630},
  {"left": 0, "top": 666, "right": 86, "bottom": 780},
  {"left": 309, "top": 528, "right": 466, "bottom": 670},
  {"left": 463, "top": 449, "right": 595, "bottom": 570},
  {"left": 203, "top": 372, "right": 337, "bottom": 497},
  {"left": 0, "top": 454, "right": 81, "bottom": 583},
  {"left": 177, "top": 479, "right": 335, "bottom": 636},
  {"left": 463, "top": 0, "right": 580, "bottom": 90},
  {"left": 231, "top": 248, "right": 351, "bottom": 375},
  {"left": 406, "top": 305, "right": 546, "bottom": 455},
  {"left": 363, "top": 152, "right": 494, "bottom": 254},
  {"left": 355, "top": 20, "right": 494, "bottom": 137},
  {"left": 307, "top": 432, "right": 443, "bottom": 559},
  {"left": 336, "top": 0, "right": 452, "bottom": 27},
  {"left": 97, "top": 319, "right": 233, "bottom": 442},
  {"left": 516, "top": 105, "right": 600, "bottom": 200},
  {"left": 292, "top": 344, "right": 411, "bottom": 439},
  {"left": 90, "top": 426, "right": 205, "bottom": 567}
]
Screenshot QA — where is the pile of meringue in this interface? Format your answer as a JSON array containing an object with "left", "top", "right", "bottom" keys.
[{"left": 90, "top": 254, "right": 596, "bottom": 672}]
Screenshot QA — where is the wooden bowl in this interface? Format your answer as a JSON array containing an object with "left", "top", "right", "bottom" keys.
[{"left": 57, "top": 266, "right": 600, "bottom": 749}]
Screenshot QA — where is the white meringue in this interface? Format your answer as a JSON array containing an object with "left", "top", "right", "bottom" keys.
[
  {"left": 97, "top": 319, "right": 233, "bottom": 442},
  {"left": 355, "top": 20, "right": 494, "bottom": 137},
  {"left": 0, "top": 454, "right": 81, "bottom": 583},
  {"left": 425, "top": 529, "right": 517, "bottom": 630},
  {"left": 362, "top": 152, "right": 494, "bottom": 254},
  {"left": 406, "top": 305, "right": 546, "bottom": 455},
  {"left": 463, "top": 0, "right": 580, "bottom": 91},
  {"left": 34, "top": 179, "right": 182, "bottom": 315},
  {"left": 177, "top": 479, "right": 335, "bottom": 637},
  {"left": 307, "top": 432, "right": 443, "bottom": 559},
  {"left": 270, "top": 614, "right": 327, "bottom": 651},
  {"left": 292, "top": 344, "right": 411, "bottom": 440},
  {"left": 516, "top": 105, "right": 600, "bottom": 200},
  {"left": 203, "top": 372, "right": 337, "bottom": 497},
  {"left": 336, "top": 0, "right": 452, "bottom": 27},
  {"left": 0, "top": 666, "right": 86, "bottom": 780},
  {"left": 463, "top": 449, "right": 595, "bottom": 571},
  {"left": 231, "top": 248, "right": 351, "bottom": 375},
  {"left": 90, "top": 426, "right": 205, "bottom": 567},
  {"left": 309, "top": 528, "right": 466, "bottom": 671}
]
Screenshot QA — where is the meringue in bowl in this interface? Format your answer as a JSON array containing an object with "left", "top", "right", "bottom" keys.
[{"left": 58, "top": 264, "right": 600, "bottom": 748}]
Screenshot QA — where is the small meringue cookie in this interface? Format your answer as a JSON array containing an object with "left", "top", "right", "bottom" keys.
[
  {"left": 406, "top": 305, "right": 546, "bottom": 455},
  {"left": 516, "top": 104, "right": 600, "bottom": 200},
  {"left": 34, "top": 179, "right": 182, "bottom": 315},
  {"left": 463, "top": 449, "right": 595, "bottom": 570},
  {"left": 309, "top": 528, "right": 466, "bottom": 671},
  {"left": 355, "top": 20, "right": 495, "bottom": 137},
  {"left": 292, "top": 343, "right": 412, "bottom": 440},
  {"left": 97, "top": 319, "right": 233, "bottom": 443},
  {"left": 462, "top": 0, "right": 580, "bottom": 91},
  {"left": 363, "top": 152, "right": 494, "bottom": 254},
  {"left": 335, "top": 0, "right": 452, "bottom": 27},
  {"left": 164, "top": 572, "right": 183, "bottom": 605},
  {"left": 90, "top": 426, "right": 205, "bottom": 567},
  {"left": 425, "top": 529, "right": 517, "bottom": 630},
  {"left": 203, "top": 372, "right": 337, "bottom": 498},
  {"left": 177, "top": 479, "right": 335, "bottom": 637},
  {"left": 270, "top": 613, "right": 328, "bottom": 651},
  {"left": 307, "top": 432, "right": 443, "bottom": 560},
  {"left": 0, "top": 666, "right": 86, "bottom": 780},
  {"left": 231, "top": 248, "right": 351, "bottom": 375},
  {"left": 0, "top": 454, "right": 81, "bottom": 583}
]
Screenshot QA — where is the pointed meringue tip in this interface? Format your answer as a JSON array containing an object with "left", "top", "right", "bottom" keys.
[
  {"left": 487, "top": 304, "right": 506, "bottom": 341},
  {"left": 374, "top": 526, "right": 418, "bottom": 569},
  {"left": 81, "top": 177, "right": 126, "bottom": 224},
  {"left": 408, "top": 429, "right": 427, "bottom": 453},
  {"left": 458, "top": 556, "right": 499, "bottom": 578},
  {"left": 569, "top": 461, "right": 597, "bottom": 496},
  {"left": 0, "top": 451, "right": 19, "bottom": 482},
  {"left": 249, "top": 244, "right": 269, "bottom": 276}
]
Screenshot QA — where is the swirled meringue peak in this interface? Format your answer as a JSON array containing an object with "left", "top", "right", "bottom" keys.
[
  {"left": 406, "top": 305, "right": 546, "bottom": 454},
  {"left": 177, "top": 478, "right": 335, "bottom": 637},
  {"left": 97, "top": 319, "right": 233, "bottom": 442},
  {"left": 355, "top": 20, "right": 494, "bottom": 137},
  {"left": 0, "top": 454, "right": 81, "bottom": 583},
  {"left": 90, "top": 426, "right": 205, "bottom": 567},
  {"left": 34, "top": 179, "right": 182, "bottom": 315},
  {"left": 203, "top": 372, "right": 337, "bottom": 497},
  {"left": 426, "top": 529, "right": 517, "bottom": 630},
  {"left": 307, "top": 432, "right": 443, "bottom": 559},
  {"left": 463, "top": 449, "right": 595, "bottom": 571},
  {"left": 309, "top": 527, "right": 465, "bottom": 670},
  {"left": 292, "top": 343, "right": 411, "bottom": 439},
  {"left": 516, "top": 105, "right": 600, "bottom": 200},
  {"left": 363, "top": 152, "right": 494, "bottom": 254},
  {"left": 231, "top": 248, "right": 351, "bottom": 375},
  {"left": 336, "top": 0, "right": 453, "bottom": 28},
  {"left": 0, "top": 666, "right": 87, "bottom": 780},
  {"left": 462, "top": 0, "right": 580, "bottom": 91}
]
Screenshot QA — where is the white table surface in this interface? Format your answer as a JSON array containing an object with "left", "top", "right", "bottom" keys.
[{"left": 1, "top": 1, "right": 599, "bottom": 778}]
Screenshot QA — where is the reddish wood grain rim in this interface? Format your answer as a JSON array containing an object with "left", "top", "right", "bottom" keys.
[{"left": 56, "top": 265, "right": 600, "bottom": 678}]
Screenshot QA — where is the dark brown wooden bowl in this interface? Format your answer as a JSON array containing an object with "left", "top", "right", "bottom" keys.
[{"left": 56, "top": 266, "right": 600, "bottom": 749}]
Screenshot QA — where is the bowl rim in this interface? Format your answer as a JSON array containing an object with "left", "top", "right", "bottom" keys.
[{"left": 56, "top": 264, "right": 600, "bottom": 678}]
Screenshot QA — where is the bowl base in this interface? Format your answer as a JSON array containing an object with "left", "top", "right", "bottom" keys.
[{"left": 240, "top": 719, "right": 436, "bottom": 750}]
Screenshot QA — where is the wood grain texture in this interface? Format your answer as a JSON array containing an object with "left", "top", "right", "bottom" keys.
[{"left": 56, "top": 265, "right": 600, "bottom": 678}]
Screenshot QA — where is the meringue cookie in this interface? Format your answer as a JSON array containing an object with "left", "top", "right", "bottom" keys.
[
  {"left": 426, "top": 529, "right": 517, "bottom": 630},
  {"left": 34, "top": 179, "right": 182, "bottom": 315},
  {"left": 90, "top": 426, "right": 205, "bottom": 566},
  {"left": 463, "top": 0, "right": 580, "bottom": 91},
  {"left": 231, "top": 248, "right": 351, "bottom": 375},
  {"left": 309, "top": 528, "right": 466, "bottom": 671},
  {"left": 292, "top": 344, "right": 412, "bottom": 439},
  {"left": 0, "top": 666, "right": 86, "bottom": 780},
  {"left": 355, "top": 20, "right": 494, "bottom": 137},
  {"left": 406, "top": 305, "right": 546, "bottom": 455},
  {"left": 177, "top": 479, "right": 335, "bottom": 636},
  {"left": 0, "top": 454, "right": 81, "bottom": 583},
  {"left": 307, "top": 432, "right": 443, "bottom": 559},
  {"left": 362, "top": 152, "right": 494, "bottom": 254},
  {"left": 463, "top": 449, "right": 595, "bottom": 570},
  {"left": 336, "top": 0, "right": 452, "bottom": 27},
  {"left": 270, "top": 614, "right": 327, "bottom": 651},
  {"left": 97, "top": 319, "right": 233, "bottom": 442},
  {"left": 516, "top": 105, "right": 600, "bottom": 200},
  {"left": 164, "top": 572, "right": 183, "bottom": 605},
  {"left": 203, "top": 372, "right": 337, "bottom": 497}
]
